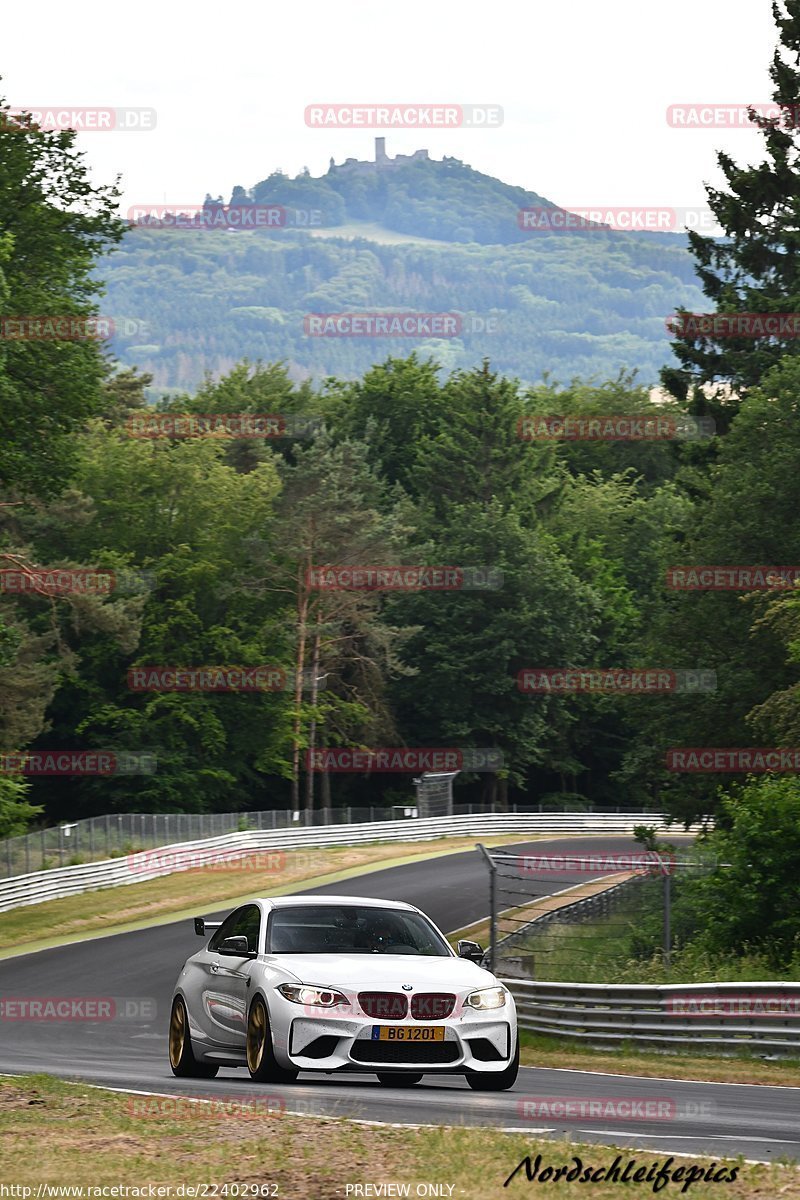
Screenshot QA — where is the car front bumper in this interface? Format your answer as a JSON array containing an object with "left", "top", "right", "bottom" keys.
[{"left": 270, "top": 1003, "right": 516, "bottom": 1074}]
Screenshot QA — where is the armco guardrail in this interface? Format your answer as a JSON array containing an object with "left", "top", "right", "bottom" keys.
[
  {"left": 0, "top": 812, "right": 691, "bottom": 913},
  {"left": 0, "top": 803, "right": 668, "bottom": 878},
  {"left": 505, "top": 979, "right": 800, "bottom": 1057}
]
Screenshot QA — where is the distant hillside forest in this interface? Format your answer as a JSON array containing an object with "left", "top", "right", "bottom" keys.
[
  {"left": 99, "top": 151, "right": 711, "bottom": 393},
  {"left": 106, "top": 205, "right": 705, "bottom": 395}
]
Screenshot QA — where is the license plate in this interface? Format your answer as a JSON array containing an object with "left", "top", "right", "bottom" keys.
[{"left": 372, "top": 1025, "right": 445, "bottom": 1042}]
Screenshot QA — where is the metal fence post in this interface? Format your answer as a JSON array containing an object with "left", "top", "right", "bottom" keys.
[
  {"left": 476, "top": 843, "right": 497, "bottom": 973},
  {"left": 662, "top": 855, "right": 672, "bottom": 973}
]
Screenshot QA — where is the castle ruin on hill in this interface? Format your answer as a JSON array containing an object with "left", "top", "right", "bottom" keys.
[{"left": 328, "top": 137, "right": 429, "bottom": 175}]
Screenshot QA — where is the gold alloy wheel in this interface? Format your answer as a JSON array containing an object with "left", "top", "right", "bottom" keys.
[
  {"left": 247, "top": 998, "right": 267, "bottom": 1072},
  {"left": 169, "top": 999, "right": 186, "bottom": 1069}
]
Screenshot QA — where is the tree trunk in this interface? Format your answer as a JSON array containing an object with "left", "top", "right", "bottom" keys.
[
  {"left": 496, "top": 774, "right": 509, "bottom": 812},
  {"left": 321, "top": 756, "right": 332, "bottom": 817},
  {"left": 291, "top": 560, "right": 310, "bottom": 815},
  {"left": 304, "top": 607, "right": 322, "bottom": 816}
]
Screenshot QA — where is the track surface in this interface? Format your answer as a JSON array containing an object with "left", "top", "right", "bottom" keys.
[{"left": 1, "top": 836, "right": 797, "bottom": 1160}]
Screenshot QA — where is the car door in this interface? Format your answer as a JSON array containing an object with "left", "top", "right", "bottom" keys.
[{"left": 196, "top": 904, "right": 261, "bottom": 1049}]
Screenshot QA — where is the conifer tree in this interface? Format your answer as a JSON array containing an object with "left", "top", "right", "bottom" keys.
[{"left": 663, "top": 1, "right": 800, "bottom": 430}]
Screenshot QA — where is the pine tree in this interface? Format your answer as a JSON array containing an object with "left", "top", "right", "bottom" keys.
[{"left": 662, "top": 1, "right": 800, "bottom": 430}]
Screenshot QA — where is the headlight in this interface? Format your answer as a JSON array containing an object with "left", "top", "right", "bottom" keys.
[
  {"left": 277, "top": 984, "right": 348, "bottom": 1008},
  {"left": 464, "top": 986, "right": 507, "bottom": 1011}
]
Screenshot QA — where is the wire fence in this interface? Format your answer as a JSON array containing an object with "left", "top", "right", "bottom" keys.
[
  {"left": 0, "top": 801, "right": 666, "bottom": 879},
  {"left": 479, "top": 845, "right": 715, "bottom": 982}
]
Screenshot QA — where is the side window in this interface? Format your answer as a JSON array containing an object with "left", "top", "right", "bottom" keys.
[{"left": 209, "top": 905, "right": 261, "bottom": 953}]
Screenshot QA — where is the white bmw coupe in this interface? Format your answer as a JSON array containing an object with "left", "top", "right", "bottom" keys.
[{"left": 169, "top": 895, "right": 518, "bottom": 1090}]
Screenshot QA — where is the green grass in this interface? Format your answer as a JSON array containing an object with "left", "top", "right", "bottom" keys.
[
  {"left": 519, "top": 1029, "right": 800, "bottom": 1086},
  {"left": 0, "top": 1074, "right": 794, "bottom": 1199},
  {"left": 505, "top": 880, "right": 800, "bottom": 985},
  {"left": 0, "top": 832, "right": 554, "bottom": 958}
]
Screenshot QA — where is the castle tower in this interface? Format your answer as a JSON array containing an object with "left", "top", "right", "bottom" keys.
[{"left": 375, "top": 136, "right": 388, "bottom": 165}]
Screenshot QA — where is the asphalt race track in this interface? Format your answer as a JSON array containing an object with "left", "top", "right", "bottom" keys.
[{"left": 0, "top": 836, "right": 797, "bottom": 1161}]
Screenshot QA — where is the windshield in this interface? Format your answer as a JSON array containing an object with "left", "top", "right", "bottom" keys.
[{"left": 267, "top": 904, "right": 452, "bottom": 956}]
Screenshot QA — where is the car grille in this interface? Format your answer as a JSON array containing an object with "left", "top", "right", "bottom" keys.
[
  {"left": 358, "top": 991, "right": 408, "bottom": 1020},
  {"left": 350, "top": 1040, "right": 460, "bottom": 1065},
  {"left": 410, "top": 992, "right": 456, "bottom": 1020}
]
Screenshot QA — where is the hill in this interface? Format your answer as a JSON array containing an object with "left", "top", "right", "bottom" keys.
[{"left": 104, "top": 146, "right": 706, "bottom": 393}]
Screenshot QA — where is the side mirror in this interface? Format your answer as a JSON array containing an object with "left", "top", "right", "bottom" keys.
[
  {"left": 218, "top": 935, "right": 255, "bottom": 958},
  {"left": 194, "top": 917, "right": 222, "bottom": 937},
  {"left": 457, "top": 939, "right": 485, "bottom": 963}
]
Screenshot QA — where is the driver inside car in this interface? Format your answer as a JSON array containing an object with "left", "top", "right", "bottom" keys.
[{"left": 366, "top": 913, "right": 413, "bottom": 952}]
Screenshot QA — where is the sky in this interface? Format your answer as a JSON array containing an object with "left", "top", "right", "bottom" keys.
[{"left": 1, "top": 0, "right": 776, "bottom": 216}]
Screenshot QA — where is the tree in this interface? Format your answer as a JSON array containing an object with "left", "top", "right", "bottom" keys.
[
  {"left": 249, "top": 433, "right": 416, "bottom": 813},
  {"left": 662, "top": 1, "right": 800, "bottom": 429},
  {"left": 7, "top": 427, "right": 290, "bottom": 818},
  {"left": 627, "top": 357, "right": 800, "bottom": 821},
  {"left": 389, "top": 499, "right": 598, "bottom": 806},
  {"left": 409, "top": 360, "right": 559, "bottom": 521},
  {"left": 327, "top": 355, "right": 446, "bottom": 491},
  {"left": 0, "top": 93, "right": 124, "bottom": 494},
  {"left": 689, "top": 776, "right": 800, "bottom": 969}
]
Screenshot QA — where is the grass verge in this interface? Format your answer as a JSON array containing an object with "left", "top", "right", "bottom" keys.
[
  {"left": 0, "top": 1075, "right": 795, "bottom": 1200},
  {"left": 519, "top": 1029, "right": 800, "bottom": 1087},
  {"left": 0, "top": 833, "right": 546, "bottom": 957}
]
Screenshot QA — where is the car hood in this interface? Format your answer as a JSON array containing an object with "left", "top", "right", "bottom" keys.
[{"left": 264, "top": 953, "right": 498, "bottom": 991}]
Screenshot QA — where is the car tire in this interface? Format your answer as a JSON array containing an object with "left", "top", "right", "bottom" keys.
[
  {"left": 376, "top": 1073, "right": 423, "bottom": 1086},
  {"left": 465, "top": 1037, "right": 519, "bottom": 1091},
  {"left": 246, "top": 995, "right": 299, "bottom": 1084},
  {"left": 169, "top": 995, "right": 219, "bottom": 1078}
]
